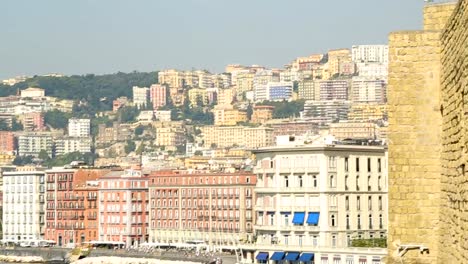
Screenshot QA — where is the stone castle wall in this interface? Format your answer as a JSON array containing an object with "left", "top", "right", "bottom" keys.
[
  {"left": 439, "top": 0, "right": 468, "bottom": 263},
  {"left": 387, "top": 2, "right": 457, "bottom": 264}
]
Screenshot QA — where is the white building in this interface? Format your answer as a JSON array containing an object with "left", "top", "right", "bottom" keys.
[
  {"left": 351, "top": 45, "right": 388, "bottom": 64},
  {"left": 18, "top": 133, "right": 53, "bottom": 157},
  {"left": 20, "top": 87, "right": 45, "bottom": 98},
  {"left": 355, "top": 63, "right": 388, "bottom": 79},
  {"left": 68, "top": 118, "right": 91, "bottom": 137},
  {"left": 240, "top": 138, "right": 388, "bottom": 264},
  {"left": 55, "top": 137, "right": 92, "bottom": 156},
  {"left": 133, "top": 86, "right": 150, "bottom": 108},
  {"left": 155, "top": 110, "right": 172, "bottom": 122},
  {"left": 254, "top": 82, "right": 293, "bottom": 102},
  {"left": 2, "top": 169, "right": 46, "bottom": 242},
  {"left": 351, "top": 77, "right": 387, "bottom": 103}
]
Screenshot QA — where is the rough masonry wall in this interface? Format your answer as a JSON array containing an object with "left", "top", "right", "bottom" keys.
[
  {"left": 387, "top": 30, "right": 443, "bottom": 264},
  {"left": 387, "top": 3, "right": 456, "bottom": 264},
  {"left": 440, "top": 0, "right": 468, "bottom": 263}
]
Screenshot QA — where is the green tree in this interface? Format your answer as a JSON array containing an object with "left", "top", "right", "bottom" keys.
[
  {"left": 119, "top": 106, "right": 139, "bottom": 123},
  {"left": 44, "top": 110, "right": 72, "bottom": 129},
  {"left": 11, "top": 118, "right": 23, "bottom": 131},
  {"left": 12, "top": 155, "right": 34, "bottom": 166},
  {"left": 194, "top": 150, "right": 203, "bottom": 156},
  {"left": 125, "top": 140, "right": 136, "bottom": 154},
  {"left": 134, "top": 125, "right": 145, "bottom": 136},
  {"left": 38, "top": 149, "right": 51, "bottom": 161}
]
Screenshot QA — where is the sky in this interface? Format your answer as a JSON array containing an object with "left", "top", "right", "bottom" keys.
[{"left": 0, "top": 0, "right": 425, "bottom": 80}]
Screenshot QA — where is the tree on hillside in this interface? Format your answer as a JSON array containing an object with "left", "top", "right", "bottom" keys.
[
  {"left": 125, "top": 140, "right": 136, "bottom": 154},
  {"left": 44, "top": 110, "right": 72, "bottom": 129}
]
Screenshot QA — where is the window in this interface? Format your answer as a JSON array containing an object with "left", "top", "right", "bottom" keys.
[
  {"left": 345, "top": 196, "right": 349, "bottom": 210},
  {"left": 356, "top": 176, "right": 360, "bottom": 191},
  {"left": 331, "top": 235, "right": 337, "bottom": 247},
  {"left": 298, "top": 176, "right": 303, "bottom": 187},
  {"left": 378, "top": 176, "right": 382, "bottom": 190},
  {"left": 369, "top": 214, "right": 373, "bottom": 229},
  {"left": 285, "top": 176, "right": 289, "bottom": 187},
  {"left": 377, "top": 158, "right": 381, "bottom": 173},
  {"left": 313, "top": 175, "right": 318, "bottom": 188},
  {"left": 345, "top": 175, "right": 349, "bottom": 190},
  {"left": 312, "top": 236, "right": 318, "bottom": 247},
  {"left": 356, "top": 158, "right": 360, "bottom": 172},
  {"left": 367, "top": 158, "right": 371, "bottom": 172},
  {"left": 298, "top": 235, "right": 303, "bottom": 246},
  {"left": 269, "top": 213, "right": 274, "bottom": 225},
  {"left": 284, "top": 214, "right": 289, "bottom": 226},
  {"left": 357, "top": 214, "right": 361, "bottom": 229},
  {"left": 368, "top": 176, "right": 371, "bottom": 191},
  {"left": 284, "top": 235, "right": 289, "bottom": 245},
  {"left": 330, "top": 214, "right": 336, "bottom": 227},
  {"left": 379, "top": 214, "right": 383, "bottom": 229},
  {"left": 357, "top": 196, "right": 361, "bottom": 211},
  {"left": 329, "top": 175, "right": 335, "bottom": 188},
  {"left": 345, "top": 157, "right": 349, "bottom": 172},
  {"left": 378, "top": 196, "right": 383, "bottom": 210},
  {"left": 368, "top": 196, "right": 372, "bottom": 210},
  {"left": 346, "top": 215, "right": 350, "bottom": 229}
]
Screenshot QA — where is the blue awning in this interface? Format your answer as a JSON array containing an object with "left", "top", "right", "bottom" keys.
[
  {"left": 256, "top": 252, "right": 269, "bottom": 260},
  {"left": 271, "top": 252, "right": 285, "bottom": 261},
  {"left": 292, "top": 212, "right": 305, "bottom": 224},
  {"left": 299, "top": 253, "right": 315, "bottom": 262},
  {"left": 306, "top": 212, "right": 320, "bottom": 225},
  {"left": 285, "top": 252, "right": 300, "bottom": 261}
]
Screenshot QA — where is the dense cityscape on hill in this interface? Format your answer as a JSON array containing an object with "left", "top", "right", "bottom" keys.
[{"left": 2, "top": 1, "right": 468, "bottom": 264}]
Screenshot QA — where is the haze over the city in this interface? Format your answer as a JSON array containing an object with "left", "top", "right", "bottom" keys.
[{"left": 0, "top": 0, "right": 424, "bottom": 79}]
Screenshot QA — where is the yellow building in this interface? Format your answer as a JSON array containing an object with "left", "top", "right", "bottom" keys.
[
  {"left": 329, "top": 122, "right": 377, "bottom": 140},
  {"left": 201, "top": 125, "right": 273, "bottom": 148},
  {"left": 348, "top": 104, "right": 387, "bottom": 121},
  {"left": 158, "top": 69, "right": 186, "bottom": 88},
  {"left": 213, "top": 107, "right": 247, "bottom": 126},
  {"left": 236, "top": 71, "right": 255, "bottom": 94},
  {"left": 188, "top": 88, "right": 208, "bottom": 107},
  {"left": 251, "top": 105, "right": 274, "bottom": 124},
  {"left": 326, "top": 48, "right": 352, "bottom": 78},
  {"left": 217, "top": 87, "right": 235, "bottom": 106}
]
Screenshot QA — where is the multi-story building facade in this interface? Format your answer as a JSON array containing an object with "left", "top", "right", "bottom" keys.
[
  {"left": 68, "top": 118, "right": 91, "bottom": 137},
  {"left": 351, "top": 45, "right": 389, "bottom": 64},
  {"left": 158, "top": 69, "right": 186, "bottom": 89},
  {"left": 55, "top": 137, "right": 92, "bottom": 156},
  {"left": 217, "top": 88, "right": 235, "bottom": 107},
  {"left": 148, "top": 170, "right": 256, "bottom": 245},
  {"left": 45, "top": 168, "right": 107, "bottom": 246},
  {"left": 17, "top": 133, "right": 53, "bottom": 157},
  {"left": 98, "top": 169, "right": 149, "bottom": 248},
  {"left": 2, "top": 168, "right": 46, "bottom": 242},
  {"left": 236, "top": 71, "right": 256, "bottom": 95},
  {"left": 0, "top": 131, "right": 15, "bottom": 155},
  {"left": 22, "top": 112, "right": 45, "bottom": 131},
  {"left": 254, "top": 82, "right": 293, "bottom": 102},
  {"left": 298, "top": 79, "right": 318, "bottom": 100},
  {"left": 241, "top": 138, "right": 388, "bottom": 263},
  {"left": 188, "top": 88, "right": 209, "bottom": 107},
  {"left": 326, "top": 49, "right": 352, "bottom": 78},
  {"left": 20, "top": 87, "right": 45, "bottom": 98},
  {"left": 213, "top": 107, "right": 248, "bottom": 126},
  {"left": 318, "top": 80, "right": 350, "bottom": 101},
  {"left": 113, "top": 97, "right": 129, "bottom": 112},
  {"left": 347, "top": 104, "right": 387, "bottom": 122},
  {"left": 133, "top": 86, "right": 150, "bottom": 108},
  {"left": 251, "top": 106, "right": 274, "bottom": 124},
  {"left": 351, "top": 77, "right": 387, "bottom": 104},
  {"left": 149, "top": 84, "right": 167, "bottom": 110},
  {"left": 155, "top": 127, "right": 185, "bottom": 151},
  {"left": 302, "top": 100, "right": 351, "bottom": 126},
  {"left": 355, "top": 63, "right": 388, "bottom": 79},
  {"left": 329, "top": 122, "right": 378, "bottom": 140},
  {"left": 201, "top": 126, "right": 274, "bottom": 149},
  {"left": 268, "top": 120, "right": 319, "bottom": 139}
]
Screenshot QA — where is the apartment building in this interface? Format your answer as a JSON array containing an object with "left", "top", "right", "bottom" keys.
[
  {"left": 326, "top": 49, "right": 352, "bottom": 78},
  {"left": 98, "top": 169, "right": 149, "bottom": 248},
  {"left": 254, "top": 82, "right": 293, "bottom": 102},
  {"left": 217, "top": 88, "right": 235, "bottom": 107},
  {"left": 55, "top": 137, "right": 92, "bottom": 156},
  {"left": 317, "top": 80, "right": 350, "bottom": 101},
  {"left": 329, "top": 122, "right": 378, "bottom": 140},
  {"left": 158, "top": 69, "right": 186, "bottom": 88},
  {"left": 0, "top": 131, "right": 15, "bottom": 154},
  {"left": 251, "top": 106, "right": 274, "bottom": 124},
  {"left": 17, "top": 133, "right": 53, "bottom": 157},
  {"left": 302, "top": 100, "right": 351, "bottom": 126},
  {"left": 240, "top": 138, "right": 388, "bottom": 263},
  {"left": 44, "top": 168, "right": 108, "bottom": 246},
  {"left": 347, "top": 104, "right": 387, "bottom": 122},
  {"left": 113, "top": 97, "right": 129, "bottom": 112},
  {"left": 351, "top": 77, "right": 387, "bottom": 104},
  {"left": 22, "top": 112, "right": 45, "bottom": 131},
  {"left": 155, "top": 127, "right": 185, "bottom": 151},
  {"left": 133, "top": 86, "right": 150, "bottom": 108},
  {"left": 351, "top": 45, "right": 389, "bottom": 64},
  {"left": 2, "top": 168, "right": 46, "bottom": 242},
  {"left": 20, "top": 87, "right": 45, "bottom": 98},
  {"left": 268, "top": 120, "right": 319, "bottom": 139},
  {"left": 150, "top": 84, "right": 167, "bottom": 110},
  {"left": 148, "top": 170, "right": 256, "bottom": 245},
  {"left": 188, "top": 88, "right": 209, "bottom": 107},
  {"left": 213, "top": 107, "right": 248, "bottom": 126},
  {"left": 298, "top": 79, "right": 318, "bottom": 100},
  {"left": 201, "top": 126, "right": 274, "bottom": 149},
  {"left": 68, "top": 118, "right": 91, "bottom": 137}
]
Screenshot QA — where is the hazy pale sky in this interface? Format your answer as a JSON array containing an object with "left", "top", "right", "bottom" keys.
[{"left": 0, "top": 0, "right": 424, "bottom": 79}]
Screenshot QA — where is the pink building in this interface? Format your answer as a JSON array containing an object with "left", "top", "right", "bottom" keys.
[
  {"left": 98, "top": 169, "right": 149, "bottom": 248},
  {"left": 0, "top": 131, "right": 15, "bottom": 154},
  {"left": 22, "top": 112, "right": 45, "bottom": 131},
  {"left": 150, "top": 84, "right": 167, "bottom": 110}
]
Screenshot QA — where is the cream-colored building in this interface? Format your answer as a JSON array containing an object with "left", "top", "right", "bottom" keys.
[
  {"left": 213, "top": 107, "right": 247, "bottom": 126},
  {"left": 156, "top": 127, "right": 185, "bottom": 150},
  {"left": 20, "top": 87, "right": 45, "bottom": 98},
  {"left": 240, "top": 139, "right": 388, "bottom": 264},
  {"left": 347, "top": 104, "right": 387, "bottom": 122},
  {"left": 329, "top": 122, "right": 378, "bottom": 140},
  {"left": 251, "top": 105, "right": 274, "bottom": 124},
  {"left": 158, "top": 69, "right": 186, "bottom": 88},
  {"left": 2, "top": 169, "right": 46, "bottom": 242},
  {"left": 217, "top": 87, "right": 236, "bottom": 106},
  {"left": 236, "top": 71, "right": 256, "bottom": 95},
  {"left": 326, "top": 49, "right": 352, "bottom": 78},
  {"left": 188, "top": 88, "right": 209, "bottom": 107},
  {"left": 201, "top": 126, "right": 273, "bottom": 148}
]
